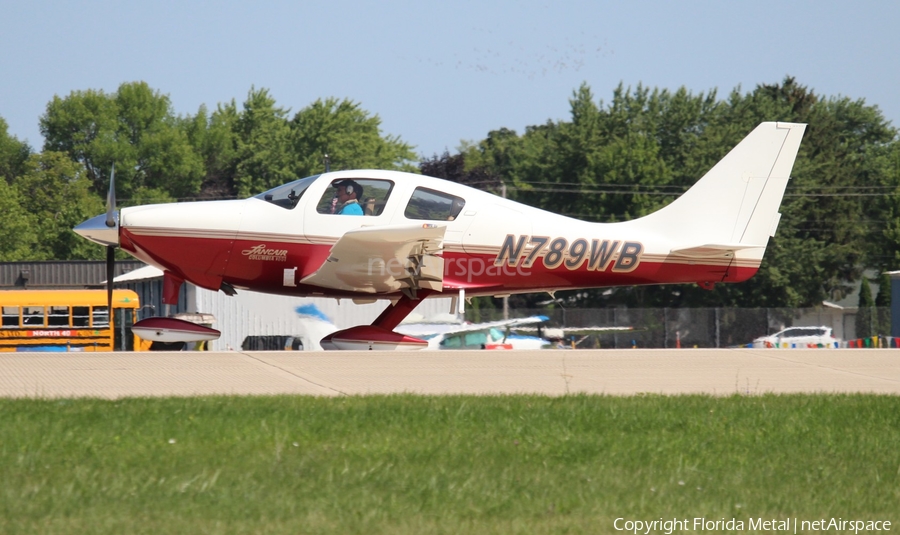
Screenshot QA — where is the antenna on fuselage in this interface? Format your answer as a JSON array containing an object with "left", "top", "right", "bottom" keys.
[{"left": 324, "top": 153, "right": 330, "bottom": 173}]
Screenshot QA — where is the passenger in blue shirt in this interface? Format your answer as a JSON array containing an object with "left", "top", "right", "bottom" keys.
[{"left": 333, "top": 179, "right": 364, "bottom": 216}]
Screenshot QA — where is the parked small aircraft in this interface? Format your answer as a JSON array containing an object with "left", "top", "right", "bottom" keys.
[
  {"left": 396, "top": 315, "right": 552, "bottom": 350},
  {"left": 75, "top": 122, "right": 806, "bottom": 350}
]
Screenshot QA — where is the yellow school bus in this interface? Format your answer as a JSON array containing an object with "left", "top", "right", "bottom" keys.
[{"left": 0, "top": 290, "right": 149, "bottom": 352}]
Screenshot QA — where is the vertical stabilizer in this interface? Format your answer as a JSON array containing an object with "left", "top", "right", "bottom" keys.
[{"left": 635, "top": 122, "right": 806, "bottom": 250}]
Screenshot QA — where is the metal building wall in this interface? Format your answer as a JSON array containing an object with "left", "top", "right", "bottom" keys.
[
  {"left": 0, "top": 261, "right": 144, "bottom": 289},
  {"left": 193, "top": 287, "right": 453, "bottom": 351}
]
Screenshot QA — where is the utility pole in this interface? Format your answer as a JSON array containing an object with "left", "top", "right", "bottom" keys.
[{"left": 501, "top": 182, "right": 509, "bottom": 320}]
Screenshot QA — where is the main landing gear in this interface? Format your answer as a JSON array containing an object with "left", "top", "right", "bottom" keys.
[{"left": 320, "top": 291, "right": 433, "bottom": 350}]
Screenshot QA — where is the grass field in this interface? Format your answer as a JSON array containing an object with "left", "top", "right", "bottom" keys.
[{"left": 1, "top": 394, "right": 898, "bottom": 534}]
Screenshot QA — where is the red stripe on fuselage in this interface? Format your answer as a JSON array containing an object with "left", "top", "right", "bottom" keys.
[{"left": 121, "top": 231, "right": 759, "bottom": 297}]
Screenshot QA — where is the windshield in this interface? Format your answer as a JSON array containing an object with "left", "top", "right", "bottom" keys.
[{"left": 255, "top": 175, "right": 320, "bottom": 209}]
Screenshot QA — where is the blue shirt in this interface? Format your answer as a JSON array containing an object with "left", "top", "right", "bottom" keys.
[{"left": 337, "top": 201, "right": 364, "bottom": 216}]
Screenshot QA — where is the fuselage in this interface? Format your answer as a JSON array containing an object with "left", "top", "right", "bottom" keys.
[{"left": 114, "top": 169, "right": 755, "bottom": 299}]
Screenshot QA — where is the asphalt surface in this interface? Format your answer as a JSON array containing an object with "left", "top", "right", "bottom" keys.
[{"left": 1, "top": 348, "right": 898, "bottom": 398}]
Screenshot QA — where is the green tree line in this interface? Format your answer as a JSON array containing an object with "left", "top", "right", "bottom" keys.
[
  {"left": 423, "top": 77, "right": 900, "bottom": 309},
  {"left": 2, "top": 77, "right": 898, "bottom": 309},
  {"left": 0, "top": 82, "right": 416, "bottom": 262}
]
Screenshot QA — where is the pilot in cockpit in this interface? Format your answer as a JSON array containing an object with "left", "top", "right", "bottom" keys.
[{"left": 332, "top": 179, "right": 364, "bottom": 216}]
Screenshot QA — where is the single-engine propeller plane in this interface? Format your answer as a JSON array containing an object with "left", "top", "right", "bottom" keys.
[{"left": 75, "top": 122, "right": 806, "bottom": 350}]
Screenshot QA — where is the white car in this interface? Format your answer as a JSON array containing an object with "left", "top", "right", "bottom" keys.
[{"left": 752, "top": 326, "right": 838, "bottom": 348}]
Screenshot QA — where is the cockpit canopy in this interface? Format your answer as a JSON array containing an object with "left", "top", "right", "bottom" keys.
[{"left": 254, "top": 173, "right": 467, "bottom": 221}]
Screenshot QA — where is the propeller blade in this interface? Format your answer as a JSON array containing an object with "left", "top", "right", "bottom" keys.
[
  {"left": 105, "top": 163, "right": 116, "bottom": 228},
  {"left": 106, "top": 245, "right": 115, "bottom": 316}
]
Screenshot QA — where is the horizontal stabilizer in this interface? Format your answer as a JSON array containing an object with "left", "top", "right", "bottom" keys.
[
  {"left": 670, "top": 243, "right": 765, "bottom": 258},
  {"left": 132, "top": 317, "right": 221, "bottom": 343}
]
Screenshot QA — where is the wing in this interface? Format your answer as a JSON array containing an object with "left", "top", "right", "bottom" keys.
[
  {"left": 517, "top": 326, "right": 634, "bottom": 334},
  {"left": 414, "top": 315, "right": 550, "bottom": 337},
  {"left": 300, "top": 224, "right": 446, "bottom": 296},
  {"left": 465, "top": 315, "right": 550, "bottom": 332}
]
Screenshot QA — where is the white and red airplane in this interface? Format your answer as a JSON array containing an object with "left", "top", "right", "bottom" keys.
[{"left": 75, "top": 122, "right": 806, "bottom": 350}]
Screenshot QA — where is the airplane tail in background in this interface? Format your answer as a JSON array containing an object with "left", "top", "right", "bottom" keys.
[{"left": 635, "top": 122, "right": 806, "bottom": 256}]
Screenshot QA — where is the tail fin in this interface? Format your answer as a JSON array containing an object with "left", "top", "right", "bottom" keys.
[{"left": 637, "top": 122, "right": 806, "bottom": 254}]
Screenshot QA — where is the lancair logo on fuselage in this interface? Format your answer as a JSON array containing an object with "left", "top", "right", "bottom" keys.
[{"left": 242, "top": 244, "right": 288, "bottom": 262}]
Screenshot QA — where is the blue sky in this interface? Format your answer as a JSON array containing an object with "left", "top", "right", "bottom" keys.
[{"left": 2, "top": 1, "right": 898, "bottom": 159}]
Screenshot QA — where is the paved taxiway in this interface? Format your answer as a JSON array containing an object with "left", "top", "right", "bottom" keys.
[{"left": 0, "top": 348, "right": 898, "bottom": 398}]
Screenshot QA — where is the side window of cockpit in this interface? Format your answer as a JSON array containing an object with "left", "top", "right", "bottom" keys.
[
  {"left": 315, "top": 179, "right": 395, "bottom": 216},
  {"left": 404, "top": 188, "right": 466, "bottom": 221}
]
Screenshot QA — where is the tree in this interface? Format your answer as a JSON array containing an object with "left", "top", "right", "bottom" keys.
[
  {"left": 419, "top": 150, "right": 502, "bottom": 191},
  {"left": 878, "top": 140, "right": 900, "bottom": 268},
  {"left": 289, "top": 97, "right": 417, "bottom": 178},
  {"left": 12, "top": 152, "right": 104, "bottom": 260},
  {"left": 857, "top": 277, "right": 875, "bottom": 339},
  {"left": 184, "top": 91, "right": 421, "bottom": 199},
  {"left": 220, "top": 87, "right": 294, "bottom": 198},
  {"left": 0, "top": 178, "right": 37, "bottom": 261},
  {"left": 780, "top": 90, "right": 896, "bottom": 300},
  {"left": 460, "top": 126, "right": 525, "bottom": 196},
  {"left": 40, "top": 81, "right": 204, "bottom": 202},
  {"left": 184, "top": 104, "right": 239, "bottom": 199},
  {"left": 0, "top": 116, "right": 32, "bottom": 183},
  {"left": 117, "top": 81, "right": 204, "bottom": 199}
]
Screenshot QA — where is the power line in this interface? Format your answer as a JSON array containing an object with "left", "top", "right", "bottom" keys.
[{"left": 504, "top": 186, "right": 895, "bottom": 198}]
